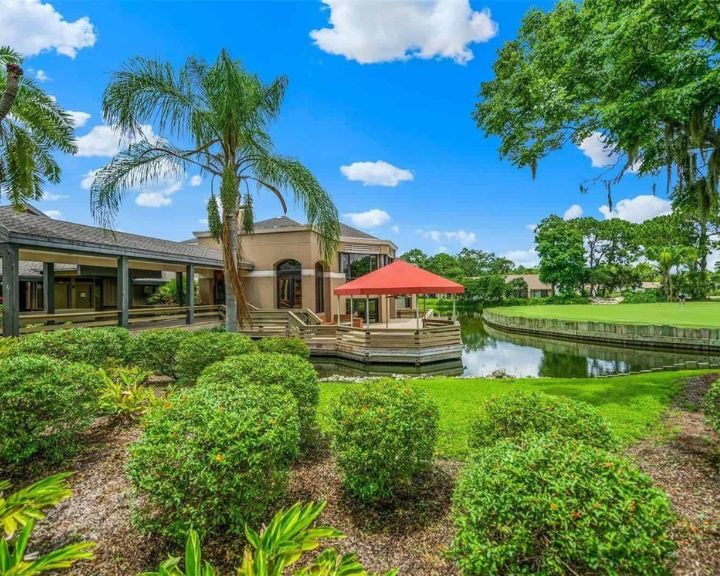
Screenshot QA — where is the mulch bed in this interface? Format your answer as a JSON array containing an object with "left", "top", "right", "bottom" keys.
[{"left": 21, "top": 373, "right": 720, "bottom": 575}]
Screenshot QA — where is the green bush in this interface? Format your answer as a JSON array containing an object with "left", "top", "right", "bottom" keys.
[
  {"left": 0, "top": 355, "right": 104, "bottom": 465},
  {"left": 622, "top": 290, "right": 663, "bottom": 304},
  {"left": 14, "top": 327, "right": 133, "bottom": 367},
  {"left": 329, "top": 381, "right": 439, "bottom": 502},
  {"left": 127, "top": 383, "right": 299, "bottom": 540},
  {"left": 197, "top": 352, "right": 319, "bottom": 445},
  {"left": 703, "top": 378, "right": 720, "bottom": 433},
  {"left": 175, "top": 330, "right": 256, "bottom": 384},
  {"left": 468, "top": 391, "right": 617, "bottom": 451},
  {"left": 451, "top": 435, "right": 676, "bottom": 576},
  {"left": 256, "top": 336, "right": 310, "bottom": 359},
  {"left": 131, "top": 329, "right": 191, "bottom": 378}
]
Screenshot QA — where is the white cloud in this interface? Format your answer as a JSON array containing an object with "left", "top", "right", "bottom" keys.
[
  {"left": 526, "top": 223, "right": 537, "bottom": 233},
  {"left": 0, "top": 0, "right": 96, "bottom": 58},
  {"left": 340, "top": 160, "right": 413, "bottom": 187},
  {"left": 419, "top": 229, "right": 476, "bottom": 247},
  {"left": 503, "top": 248, "right": 538, "bottom": 268},
  {"left": 80, "top": 169, "right": 99, "bottom": 190},
  {"left": 43, "top": 209, "right": 62, "bottom": 219},
  {"left": 343, "top": 208, "right": 391, "bottom": 228},
  {"left": 563, "top": 204, "right": 583, "bottom": 221},
  {"left": 436, "top": 246, "right": 449, "bottom": 254},
  {"left": 136, "top": 192, "right": 172, "bottom": 208},
  {"left": 311, "top": 0, "right": 498, "bottom": 64},
  {"left": 189, "top": 175, "right": 203, "bottom": 187},
  {"left": 578, "top": 132, "right": 618, "bottom": 168},
  {"left": 34, "top": 69, "right": 49, "bottom": 82},
  {"left": 67, "top": 110, "right": 91, "bottom": 128},
  {"left": 41, "top": 191, "right": 67, "bottom": 201},
  {"left": 134, "top": 177, "right": 183, "bottom": 209},
  {"left": 599, "top": 195, "right": 672, "bottom": 223},
  {"left": 76, "top": 124, "right": 157, "bottom": 157}
]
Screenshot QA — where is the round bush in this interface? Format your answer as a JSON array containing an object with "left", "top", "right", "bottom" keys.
[
  {"left": 468, "top": 391, "right": 617, "bottom": 451},
  {"left": 175, "top": 330, "right": 256, "bottom": 384},
  {"left": 197, "top": 352, "right": 319, "bottom": 445},
  {"left": 452, "top": 435, "right": 676, "bottom": 575},
  {"left": 329, "top": 381, "right": 439, "bottom": 502},
  {"left": 703, "top": 378, "right": 720, "bottom": 433},
  {"left": 256, "top": 336, "right": 310, "bottom": 359},
  {"left": 15, "top": 327, "right": 133, "bottom": 367},
  {"left": 0, "top": 355, "right": 104, "bottom": 465},
  {"left": 127, "top": 383, "right": 299, "bottom": 540},
  {"left": 131, "top": 329, "right": 192, "bottom": 378}
]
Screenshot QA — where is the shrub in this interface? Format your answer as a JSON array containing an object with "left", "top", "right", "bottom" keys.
[
  {"left": 256, "top": 336, "right": 310, "bottom": 359},
  {"left": 175, "top": 330, "right": 256, "bottom": 384},
  {"left": 14, "top": 327, "right": 133, "bottom": 367},
  {"left": 131, "top": 329, "right": 191, "bottom": 378},
  {"left": 0, "top": 355, "right": 104, "bottom": 465},
  {"left": 0, "top": 336, "right": 18, "bottom": 359},
  {"left": 329, "top": 381, "right": 439, "bottom": 502},
  {"left": 703, "top": 378, "right": 720, "bottom": 433},
  {"left": 99, "top": 366, "right": 158, "bottom": 420},
  {"left": 128, "top": 383, "right": 299, "bottom": 540},
  {"left": 451, "top": 435, "right": 676, "bottom": 576},
  {"left": 197, "top": 352, "right": 319, "bottom": 446},
  {"left": 468, "top": 391, "right": 617, "bottom": 451},
  {"left": 622, "top": 289, "right": 663, "bottom": 304}
]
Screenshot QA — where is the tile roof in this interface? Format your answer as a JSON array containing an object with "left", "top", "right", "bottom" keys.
[
  {"left": 252, "top": 216, "right": 379, "bottom": 240},
  {"left": 0, "top": 206, "right": 225, "bottom": 267}
]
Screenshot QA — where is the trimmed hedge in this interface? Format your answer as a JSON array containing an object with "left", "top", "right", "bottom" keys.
[
  {"left": 256, "top": 336, "right": 310, "bottom": 359},
  {"left": 0, "top": 355, "right": 104, "bottom": 465},
  {"left": 197, "top": 352, "right": 319, "bottom": 445},
  {"left": 175, "top": 330, "right": 256, "bottom": 384},
  {"left": 468, "top": 391, "right": 617, "bottom": 451},
  {"left": 329, "top": 381, "right": 439, "bottom": 502},
  {"left": 452, "top": 435, "right": 676, "bottom": 575},
  {"left": 131, "top": 329, "right": 191, "bottom": 378},
  {"left": 128, "top": 383, "right": 299, "bottom": 540},
  {"left": 13, "top": 327, "right": 134, "bottom": 367}
]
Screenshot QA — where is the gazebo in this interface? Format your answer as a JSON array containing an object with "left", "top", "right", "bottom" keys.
[{"left": 333, "top": 259, "right": 465, "bottom": 328}]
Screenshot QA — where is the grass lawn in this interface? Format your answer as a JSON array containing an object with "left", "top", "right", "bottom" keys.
[
  {"left": 318, "top": 371, "right": 700, "bottom": 460},
  {"left": 491, "top": 302, "right": 720, "bottom": 329}
]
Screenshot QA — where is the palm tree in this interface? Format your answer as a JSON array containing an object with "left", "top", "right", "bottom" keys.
[
  {"left": 645, "top": 246, "right": 696, "bottom": 301},
  {"left": 91, "top": 50, "right": 340, "bottom": 330},
  {"left": 0, "top": 46, "right": 77, "bottom": 206}
]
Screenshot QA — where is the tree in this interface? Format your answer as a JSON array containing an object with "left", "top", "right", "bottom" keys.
[
  {"left": 457, "top": 248, "right": 513, "bottom": 277},
  {"left": 0, "top": 46, "right": 76, "bottom": 206},
  {"left": 535, "top": 216, "right": 585, "bottom": 295},
  {"left": 92, "top": 50, "right": 339, "bottom": 330},
  {"left": 645, "top": 246, "right": 697, "bottom": 301},
  {"left": 425, "top": 253, "right": 463, "bottom": 282},
  {"left": 399, "top": 248, "right": 429, "bottom": 269}
]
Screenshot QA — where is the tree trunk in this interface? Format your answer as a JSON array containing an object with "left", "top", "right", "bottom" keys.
[
  {"left": 223, "top": 210, "right": 239, "bottom": 332},
  {"left": 0, "top": 64, "right": 23, "bottom": 121}
]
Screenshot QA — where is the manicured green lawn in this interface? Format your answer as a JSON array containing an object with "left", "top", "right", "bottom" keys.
[
  {"left": 318, "top": 371, "right": 698, "bottom": 460},
  {"left": 491, "top": 302, "right": 720, "bottom": 328}
]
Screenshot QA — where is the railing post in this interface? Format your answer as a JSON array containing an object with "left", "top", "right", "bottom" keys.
[
  {"left": 117, "top": 256, "right": 129, "bottom": 328},
  {"left": 186, "top": 264, "right": 194, "bottom": 325},
  {"left": 2, "top": 244, "right": 20, "bottom": 337},
  {"left": 43, "top": 262, "right": 55, "bottom": 314}
]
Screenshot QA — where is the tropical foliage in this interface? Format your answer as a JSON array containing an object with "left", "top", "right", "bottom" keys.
[{"left": 98, "top": 366, "right": 157, "bottom": 420}]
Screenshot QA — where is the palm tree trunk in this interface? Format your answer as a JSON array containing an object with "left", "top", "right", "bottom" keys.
[
  {"left": 0, "top": 64, "right": 23, "bottom": 121},
  {"left": 223, "top": 211, "right": 239, "bottom": 332}
]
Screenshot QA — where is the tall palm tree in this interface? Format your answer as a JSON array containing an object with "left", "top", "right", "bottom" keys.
[
  {"left": 91, "top": 50, "right": 340, "bottom": 330},
  {"left": 645, "top": 246, "right": 696, "bottom": 301},
  {"left": 0, "top": 46, "right": 76, "bottom": 206}
]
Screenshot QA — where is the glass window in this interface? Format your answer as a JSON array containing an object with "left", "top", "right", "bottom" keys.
[
  {"left": 346, "top": 298, "right": 379, "bottom": 322},
  {"left": 339, "top": 253, "right": 380, "bottom": 280}
]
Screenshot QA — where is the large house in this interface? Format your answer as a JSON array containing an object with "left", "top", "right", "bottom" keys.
[
  {"left": 189, "top": 216, "right": 399, "bottom": 322},
  {"left": 505, "top": 273, "right": 554, "bottom": 298}
]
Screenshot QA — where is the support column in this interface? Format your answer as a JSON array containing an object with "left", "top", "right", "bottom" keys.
[
  {"left": 336, "top": 295, "right": 340, "bottom": 325},
  {"left": 175, "top": 271, "right": 184, "bottom": 306},
  {"left": 415, "top": 300, "right": 420, "bottom": 330},
  {"left": 186, "top": 264, "right": 195, "bottom": 324},
  {"left": 43, "top": 262, "right": 55, "bottom": 314},
  {"left": 2, "top": 244, "right": 20, "bottom": 337},
  {"left": 452, "top": 293, "right": 456, "bottom": 322},
  {"left": 117, "top": 256, "right": 129, "bottom": 328},
  {"left": 365, "top": 295, "right": 370, "bottom": 328}
]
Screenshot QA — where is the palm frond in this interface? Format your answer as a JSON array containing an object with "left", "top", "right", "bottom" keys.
[{"left": 0, "top": 46, "right": 21, "bottom": 66}]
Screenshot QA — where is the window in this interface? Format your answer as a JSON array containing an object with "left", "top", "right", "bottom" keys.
[
  {"left": 339, "top": 253, "right": 381, "bottom": 280},
  {"left": 346, "top": 297, "right": 379, "bottom": 323}
]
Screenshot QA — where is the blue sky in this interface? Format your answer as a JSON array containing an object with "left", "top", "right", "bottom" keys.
[{"left": 0, "top": 0, "right": 673, "bottom": 266}]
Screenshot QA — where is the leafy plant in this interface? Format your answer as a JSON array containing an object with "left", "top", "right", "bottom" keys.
[
  {"left": 131, "top": 329, "right": 192, "bottom": 379},
  {"left": 142, "top": 502, "right": 397, "bottom": 576},
  {"left": 99, "top": 366, "right": 157, "bottom": 420},
  {"left": 452, "top": 435, "right": 676, "bottom": 575},
  {"left": 0, "top": 474, "right": 94, "bottom": 574},
  {"left": 128, "top": 383, "right": 299, "bottom": 540},
  {"left": 175, "top": 331, "right": 256, "bottom": 384},
  {"left": 329, "top": 381, "right": 439, "bottom": 503},
  {"left": 197, "top": 353, "right": 319, "bottom": 446},
  {"left": 703, "top": 378, "right": 720, "bottom": 433},
  {"left": 468, "top": 390, "right": 618, "bottom": 451},
  {"left": 0, "top": 355, "right": 104, "bottom": 466},
  {"left": 256, "top": 337, "right": 310, "bottom": 359}
]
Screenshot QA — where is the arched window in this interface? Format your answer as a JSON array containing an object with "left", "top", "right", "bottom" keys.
[{"left": 276, "top": 259, "right": 302, "bottom": 308}]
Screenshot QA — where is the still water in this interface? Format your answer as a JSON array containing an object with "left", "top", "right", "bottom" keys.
[{"left": 314, "top": 315, "right": 720, "bottom": 378}]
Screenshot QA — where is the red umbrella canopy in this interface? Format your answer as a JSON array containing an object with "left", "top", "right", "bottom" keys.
[{"left": 333, "top": 260, "right": 465, "bottom": 296}]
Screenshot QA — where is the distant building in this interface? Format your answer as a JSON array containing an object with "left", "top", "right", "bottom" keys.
[{"left": 505, "top": 273, "right": 554, "bottom": 298}]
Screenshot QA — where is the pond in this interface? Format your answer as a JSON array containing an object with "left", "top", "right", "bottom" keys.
[{"left": 314, "top": 315, "right": 720, "bottom": 378}]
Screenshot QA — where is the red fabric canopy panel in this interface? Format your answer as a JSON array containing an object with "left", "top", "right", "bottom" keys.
[{"left": 333, "top": 260, "right": 465, "bottom": 296}]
